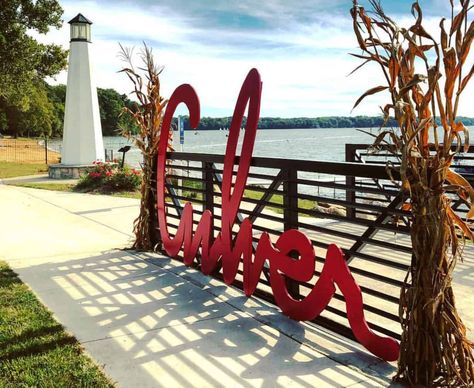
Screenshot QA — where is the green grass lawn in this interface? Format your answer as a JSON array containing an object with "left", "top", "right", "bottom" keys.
[
  {"left": 0, "top": 162, "right": 48, "bottom": 179},
  {"left": 178, "top": 180, "right": 316, "bottom": 215},
  {"left": 104, "top": 190, "right": 141, "bottom": 199},
  {"left": 0, "top": 261, "right": 114, "bottom": 387},
  {"left": 12, "top": 182, "right": 76, "bottom": 191},
  {"left": 243, "top": 188, "right": 316, "bottom": 214}
]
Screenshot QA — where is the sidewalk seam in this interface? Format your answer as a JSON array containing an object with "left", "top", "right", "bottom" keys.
[{"left": 79, "top": 313, "right": 231, "bottom": 346}]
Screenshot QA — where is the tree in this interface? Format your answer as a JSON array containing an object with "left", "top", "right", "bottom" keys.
[
  {"left": 0, "top": 0, "right": 67, "bottom": 136},
  {"left": 0, "top": 0, "right": 67, "bottom": 99},
  {"left": 16, "top": 82, "right": 55, "bottom": 137},
  {"left": 46, "top": 85, "right": 139, "bottom": 138},
  {"left": 46, "top": 84, "right": 66, "bottom": 137},
  {"left": 0, "top": 111, "right": 7, "bottom": 133},
  {"left": 98, "top": 88, "right": 126, "bottom": 136},
  {"left": 1, "top": 80, "right": 56, "bottom": 137},
  {"left": 97, "top": 88, "right": 139, "bottom": 136}
]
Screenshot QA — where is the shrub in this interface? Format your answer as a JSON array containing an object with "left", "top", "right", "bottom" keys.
[
  {"left": 75, "top": 161, "right": 141, "bottom": 193},
  {"left": 103, "top": 167, "right": 141, "bottom": 192}
]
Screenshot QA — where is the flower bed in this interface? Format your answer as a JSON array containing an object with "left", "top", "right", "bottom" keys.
[{"left": 75, "top": 160, "right": 141, "bottom": 193}]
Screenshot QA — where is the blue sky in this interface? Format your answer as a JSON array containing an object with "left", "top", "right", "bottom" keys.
[{"left": 38, "top": 0, "right": 472, "bottom": 117}]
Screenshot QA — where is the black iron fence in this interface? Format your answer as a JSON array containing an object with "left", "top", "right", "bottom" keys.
[
  {"left": 345, "top": 143, "right": 474, "bottom": 170},
  {"left": 0, "top": 136, "right": 132, "bottom": 165},
  {"left": 150, "top": 151, "right": 420, "bottom": 342},
  {"left": 345, "top": 144, "right": 474, "bottom": 223},
  {"left": 0, "top": 137, "right": 60, "bottom": 164}
]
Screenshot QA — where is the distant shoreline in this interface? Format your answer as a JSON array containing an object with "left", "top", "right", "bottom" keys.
[
  {"left": 179, "top": 126, "right": 382, "bottom": 131},
  {"left": 179, "top": 115, "right": 474, "bottom": 131}
]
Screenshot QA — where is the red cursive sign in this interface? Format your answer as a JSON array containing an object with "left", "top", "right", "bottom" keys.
[{"left": 156, "top": 69, "right": 400, "bottom": 361}]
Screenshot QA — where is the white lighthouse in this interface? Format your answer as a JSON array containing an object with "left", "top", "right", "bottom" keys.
[{"left": 61, "top": 13, "right": 104, "bottom": 166}]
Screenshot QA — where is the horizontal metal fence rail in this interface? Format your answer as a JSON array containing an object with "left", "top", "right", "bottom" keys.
[
  {"left": 345, "top": 143, "right": 474, "bottom": 223},
  {"left": 153, "top": 151, "right": 414, "bottom": 341}
]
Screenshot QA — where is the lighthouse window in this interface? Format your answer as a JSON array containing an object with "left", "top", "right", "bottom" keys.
[
  {"left": 79, "top": 25, "right": 86, "bottom": 38},
  {"left": 71, "top": 24, "right": 79, "bottom": 39}
]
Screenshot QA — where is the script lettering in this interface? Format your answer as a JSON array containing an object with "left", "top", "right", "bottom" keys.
[{"left": 156, "top": 69, "right": 400, "bottom": 362}]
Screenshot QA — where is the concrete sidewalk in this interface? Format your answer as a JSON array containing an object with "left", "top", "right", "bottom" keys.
[{"left": 0, "top": 184, "right": 399, "bottom": 387}]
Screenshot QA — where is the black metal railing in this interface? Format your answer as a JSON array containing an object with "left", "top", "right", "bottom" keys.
[
  {"left": 149, "top": 151, "right": 421, "bottom": 342},
  {"left": 345, "top": 143, "right": 474, "bottom": 223},
  {"left": 0, "top": 136, "right": 60, "bottom": 164}
]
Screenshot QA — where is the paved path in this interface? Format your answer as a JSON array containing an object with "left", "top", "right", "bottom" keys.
[{"left": 0, "top": 184, "right": 402, "bottom": 387}]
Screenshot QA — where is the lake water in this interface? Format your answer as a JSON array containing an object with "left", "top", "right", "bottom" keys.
[
  {"left": 50, "top": 128, "right": 376, "bottom": 168},
  {"left": 48, "top": 127, "right": 474, "bottom": 198},
  {"left": 176, "top": 127, "right": 375, "bottom": 161},
  {"left": 50, "top": 126, "right": 474, "bottom": 171}
]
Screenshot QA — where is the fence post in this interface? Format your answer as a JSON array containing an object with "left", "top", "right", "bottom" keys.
[
  {"left": 283, "top": 168, "right": 298, "bottom": 231},
  {"left": 345, "top": 144, "right": 356, "bottom": 219},
  {"left": 150, "top": 157, "right": 161, "bottom": 246},
  {"left": 283, "top": 168, "right": 300, "bottom": 299},
  {"left": 204, "top": 161, "right": 215, "bottom": 237},
  {"left": 44, "top": 135, "right": 48, "bottom": 165}
]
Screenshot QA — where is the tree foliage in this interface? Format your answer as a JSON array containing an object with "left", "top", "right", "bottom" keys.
[
  {"left": 0, "top": 0, "right": 67, "bottom": 137},
  {"left": 45, "top": 83, "right": 65, "bottom": 137},
  {"left": 97, "top": 88, "right": 138, "bottom": 136},
  {"left": 1, "top": 80, "right": 56, "bottom": 137},
  {"left": 180, "top": 115, "right": 474, "bottom": 130},
  {"left": 1, "top": 83, "right": 137, "bottom": 138},
  {"left": 15, "top": 81, "right": 55, "bottom": 137},
  {"left": 0, "top": 0, "right": 67, "bottom": 101}
]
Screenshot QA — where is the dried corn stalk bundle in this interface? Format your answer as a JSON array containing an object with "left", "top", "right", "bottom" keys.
[
  {"left": 119, "top": 44, "right": 172, "bottom": 250},
  {"left": 351, "top": 1, "right": 474, "bottom": 386}
]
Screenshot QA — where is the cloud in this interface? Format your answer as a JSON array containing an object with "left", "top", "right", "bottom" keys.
[{"left": 36, "top": 0, "right": 474, "bottom": 118}]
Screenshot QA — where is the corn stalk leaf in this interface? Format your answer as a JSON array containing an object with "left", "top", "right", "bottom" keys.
[
  {"left": 446, "top": 169, "right": 474, "bottom": 218},
  {"left": 447, "top": 207, "right": 474, "bottom": 240},
  {"left": 352, "top": 85, "right": 388, "bottom": 111}
]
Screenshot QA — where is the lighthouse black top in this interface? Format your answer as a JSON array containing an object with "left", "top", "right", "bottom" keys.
[
  {"left": 68, "top": 13, "right": 92, "bottom": 25},
  {"left": 69, "top": 13, "right": 92, "bottom": 42}
]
